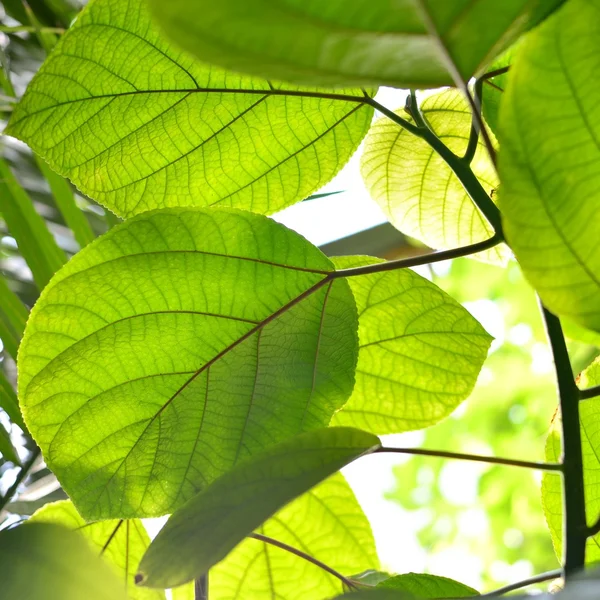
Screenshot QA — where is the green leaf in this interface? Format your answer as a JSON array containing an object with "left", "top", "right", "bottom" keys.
[
  {"left": 0, "top": 157, "right": 66, "bottom": 288},
  {"left": 36, "top": 157, "right": 96, "bottom": 249},
  {"left": 147, "top": 0, "right": 563, "bottom": 89},
  {"left": 19, "top": 208, "right": 358, "bottom": 519},
  {"left": 497, "top": 0, "right": 600, "bottom": 332},
  {"left": 7, "top": 0, "right": 372, "bottom": 219},
  {"left": 332, "top": 590, "right": 412, "bottom": 600},
  {"left": 331, "top": 256, "right": 492, "bottom": 434},
  {"left": 0, "top": 367, "right": 25, "bottom": 430},
  {"left": 377, "top": 573, "right": 478, "bottom": 597},
  {"left": 0, "top": 274, "right": 28, "bottom": 361},
  {"left": 361, "top": 89, "right": 507, "bottom": 265},
  {"left": 29, "top": 500, "right": 164, "bottom": 600},
  {"left": 137, "top": 427, "right": 380, "bottom": 589},
  {"left": 542, "top": 397, "right": 600, "bottom": 563},
  {"left": 0, "top": 522, "right": 127, "bottom": 600},
  {"left": 480, "top": 47, "right": 516, "bottom": 136},
  {"left": 0, "top": 420, "right": 20, "bottom": 464},
  {"left": 211, "top": 473, "right": 378, "bottom": 600}
]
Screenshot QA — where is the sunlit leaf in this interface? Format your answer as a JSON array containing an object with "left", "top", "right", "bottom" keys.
[
  {"left": 377, "top": 573, "right": 478, "bottom": 597},
  {"left": 19, "top": 208, "right": 358, "bottom": 519},
  {"left": 148, "top": 0, "right": 563, "bottom": 89},
  {"left": 7, "top": 0, "right": 372, "bottom": 218},
  {"left": 361, "top": 89, "right": 507, "bottom": 265},
  {"left": 497, "top": 0, "right": 600, "bottom": 332},
  {"left": 208, "top": 473, "right": 378, "bottom": 599},
  {"left": 30, "top": 500, "right": 164, "bottom": 600},
  {"left": 0, "top": 522, "right": 127, "bottom": 600},
  {"left": 331, "top": 256, "right": 491, "bottom": 434},
  {"left": 542, "top": 396, "right": 600, "bottom": 562},
  {"left": 137, "top": 427, "right": 380, "bottom": 589}
]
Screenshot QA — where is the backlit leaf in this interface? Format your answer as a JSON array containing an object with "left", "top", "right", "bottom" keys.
[
  {"left": 148, "top": 0, "right": 563, "bottom": 89},
  {"left": 332, "top": 256, "right": 492, "bottom": 434},
  {"left": 377, "top": 573, "right": 478, "bottom": 597},
  {"left": 7, "top": 0, "right": 372, "bottom": 218},
  {"left": 137, "top": 427, "right": 380, "bottom": 589},
  {"left": 30, "top": 500, "right": 164, "bottom": 600},
  {"left": 0, "top": 522, "right": 127, "bottom": 600},
  {"left": 19, "top": 208, "right": 358, "bottom": 519},
  {"left": 498, "top": 0, "right": 600, "bottom": 332},
  {"left": 361, "top": 89, "right": 507, "bottom": 265}
]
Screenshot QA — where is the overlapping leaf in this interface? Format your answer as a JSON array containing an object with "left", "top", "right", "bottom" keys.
[
  {"left": 361, "top": 89, "right": 507, "bottom": 265},
  {"left": 542, "top": 397, "right": 600, "bottom": 562},
  {"left": 376, "top": 573, "right": 477, "bottom": 597},
  {"left": 148, "top": 0, "right": 563, "bottom": 89},
  {"left": 137, "top": 428, "right": 380, "bottom": 588},
  {"left": 7, "top": 0, "right": 372, "bottom": 218},
  {"left": 208, "top": 473, "right": 378, "bottom": 600},
  {"left": 0, "top": 522, "right": 127, "bottom": 600},
  {"left": 498, "top": 0, "right": 600, "bottom": 332},
  {"left": 332, "top": 256, "right": 491, "bottom": 434},
  {"left": 18, "top": 208, "right": 358, "bottom": 519},
  {"left": 30, "top": 500, "right": 163, "bottom": 599}
]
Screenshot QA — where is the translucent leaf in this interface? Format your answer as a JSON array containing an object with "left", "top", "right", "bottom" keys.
[
  {"left": 377, "top": 573, "right": 478, "bottom": 597},
  {"left": 7, "top": 0, "right": 372, "bottom": 218},
  {"left": 361, "top": 89, "right": 507, "bottom": 265},
  {"left": 210, "top": 473, "right": 378, "bottom": 600},
  {"left": 331, "top": 256, "right": 492, "bottom": 434},
  {"left": 29, "top": 500, "right": 164, "bottom": 600},
  {"left": 542, "top": 396, "right": 600, "bottom": 563},
  {"left": 147, "top": 0, "right": 563, "bottom": 89},
  {"left": 497, "top": 0, "right": 600, "bottom": 332},
  {"left": 137, "top": 427, "right": 380, "bottom": 589},
  {"left": 19, "top": 208, "right": 358, "bottom": 519},
  {"left": 0, "top": 522, "right": 127, "bottom": 600}
]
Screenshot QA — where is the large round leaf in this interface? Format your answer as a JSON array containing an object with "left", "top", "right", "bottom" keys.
[
  {"left": 7, "top": 0, "right": 372, "bottom": 218},
  {"left": 498, "top": 0, "right": 600, "bottom": 331},
  {"left": 332, "top": 256, "right": 492, "bottom": 433},
  {"left": 361, "top": 89, "right": 507, "bottom": 265},
  {"left": 147, "top": 0, "right": 563, "bottom": 89},
  {"left": 18, "top": 208, "right": 358, "bottom": 519}
]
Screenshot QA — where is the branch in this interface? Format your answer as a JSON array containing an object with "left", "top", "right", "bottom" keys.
[
  {"left": 248, "top": 532, "right": 358, "bottom": 590},
  {"left": 463, "top": 78, "right": 484, "bottom": 164},
  {"left": 195, "top": 574, "right": 208, "bottom": 600},
  {"left": 0, "top": 447, "right": 40, "bottom": 514},
  {"left": 331, "top": 235, "right": 502, "bottom": 279},
  {"left": 588, "top": 515, "right": 600, "bottom": 538},
  {"left": 364, "top": 97, "right": 422, "bottom": 137},
  {"left": 480, "top": 569, "right": 562, "bottom": 597},
  {"left": 580, "top": 385, "right": 600, "bottom": 400},
  {"left": 376, "top": 447, "right": 562, "bottom": 471},
  {"left": 542, "top": 306, "right": 587, "bottom": 576}
]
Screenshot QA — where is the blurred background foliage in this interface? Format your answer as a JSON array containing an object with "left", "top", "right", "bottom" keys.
[{"left": 1, "top": 0, "right": 599, "bottom": 595}]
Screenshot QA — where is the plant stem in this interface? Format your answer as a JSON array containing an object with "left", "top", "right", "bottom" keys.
[
  {"left": 588, "top": 515, "right": 600, "bottom": 537},
  {"left": 580, "top": 385, "right": 600, "bottom": 400},
  {"left": 0, "top": 25, "right": 65, "bottom": 34},
  {"left": 195, "top": 574, "right": 208, "bottom": 600},
  {"left": 542, "top": 307, "right": 587, "bottom": 576},
  {"left": 463, "top": 78, "right": 484, "bottom": 164},
  {"left": 248, "top": 532, "right": 358, "bottom": 590},
  {"left": 0, "top": 447, "right": 40, "bottom": 514},
  {"left": 480, "top": 569, "right": 562, "bottom": 597},
  {"left": 331, "top": 234, "right": 502, "bottom": 279},
  {"left": 376, "top": 447, "right": 562, "bottom": 471}
]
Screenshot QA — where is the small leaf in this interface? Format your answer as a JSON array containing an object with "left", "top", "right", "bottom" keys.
[
  {"left": 378, "top": 573, "right": 478, "bottom": 597},
  {"left": 0, "top": 420, "right": 20, "bottom": 464},
  {"left": 7, "top": 0, "right": 372, "bottom": 218},
  {"left": 0, "top": 522, "right": 127, "bottom": 600},
  {"left": 361, "top": 89, "right": 507, "bottom": 265},
  {"left": 497, "top": 0, "right": 600, "bottom": 332},
  {"left": 332, "top": 256, "right": 492, "bottom": 434},
  {"left": 137, "top": 427, "right": 380, "bottom": 588},
  {"left": 147, "top": 0, "right": 563, "bottom": 89},
  {"left": 19, "top": 208, "right": 358, "bottom": 519},
  {"left": 542, "top": 394, "right": 600, "bottom": 563},
  {"left": 30, "top": 500, "right": 164, "bottom": 600},
  {"left": 212, "top": 473, "right": 378, "bottom": 600}
]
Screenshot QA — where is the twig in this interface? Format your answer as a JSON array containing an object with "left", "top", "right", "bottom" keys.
[
  {"left": 0, "top": 447, "right": 41, "bottom": 514},
  {"left": 195, "top": 574, "right": 208, "bottom": 600},
  {"left": 580, "top": 385, "right": 600, "bottom": 400},
  {"left": 480, "top": 569, "right": 562, "bottom": 597},
  {"left": 376, "top": 447, "right": 562, "bottom": 471}
]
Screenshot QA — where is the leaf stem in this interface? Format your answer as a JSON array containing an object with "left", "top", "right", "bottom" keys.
[
  {"left": 480, "top": 569, "right": 562, "bottom": 597},
  {"left": 0, "top": 447, "right": 40, "bottom": 514},
  {"left": 364, "top": 97, "right": 422, "bottom": 136},
  {"left": 579, "top": 385, "right": 600, "bottom": 400},
  {"left": 542, "top": 307, "right": 587, "bottom": 576},
  {"left": 331, "top": 235, "right": 502, "bottom": 279},
  {"left": 195, "top": 574, "right": 208, "bottom": 600},
  {"left": 587, "top": 515, "right": 600, "bottom": 538},
  {"left": 463, "top": 78, "right": 484, "bottom": 164},
  {"left": 0, "top": 25, "right": 65, "bottom": 34},
  {"left": 248, "top": 532, "right": 358, "bottom": 590},
  {"left": 376, "top": 447, "right": 562, "bottom": 471}
]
